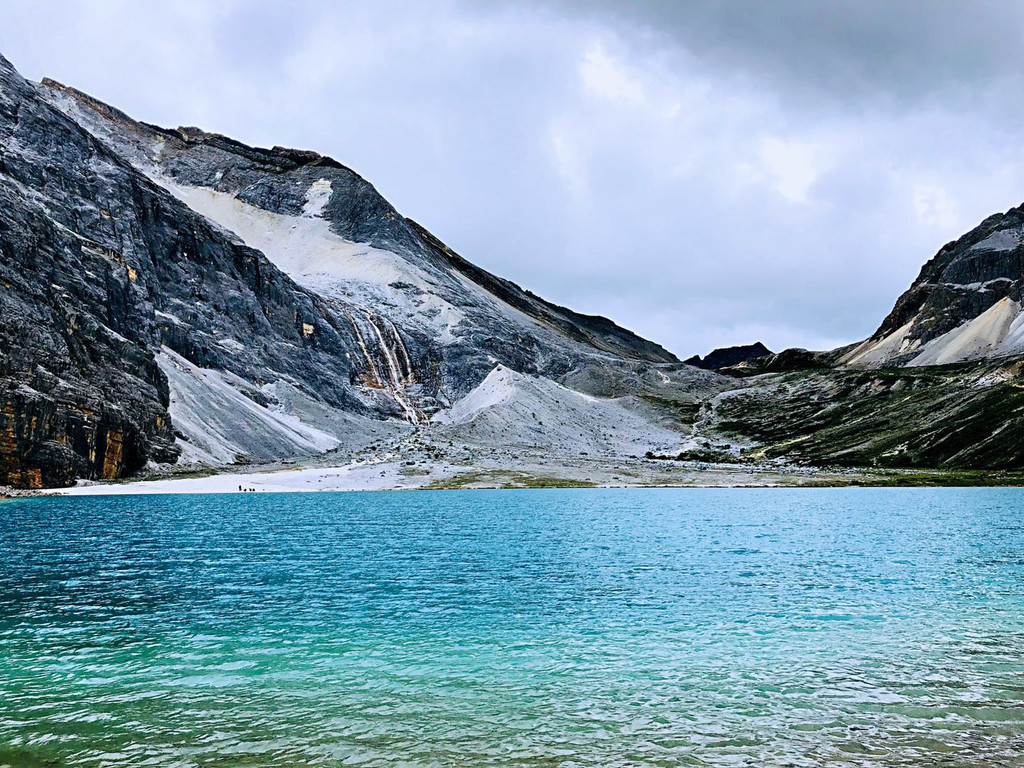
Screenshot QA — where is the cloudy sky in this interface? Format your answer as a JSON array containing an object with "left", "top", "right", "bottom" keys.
[{"left": 4, "top": 1, "right": 1024, "bottom": 357}]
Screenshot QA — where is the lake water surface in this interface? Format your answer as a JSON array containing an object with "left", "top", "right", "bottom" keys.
[{"left": 1, "top": 488, "right": 1023, "bottom": 766}]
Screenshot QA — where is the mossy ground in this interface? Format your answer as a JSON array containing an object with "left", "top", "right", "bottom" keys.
[
  {"left": 708, "top": 362, "right": 1024, "bottom": 471},
  {"left": 428, "top": 470, "right": 597, "bottom": 490},
  {"left": 840, "top": 468, "right": 1024, "bottom": 487}
]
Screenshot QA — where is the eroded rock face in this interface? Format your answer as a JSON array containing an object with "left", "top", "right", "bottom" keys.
[
  {"left": 0, "top": 53, "right": 383, "bottom": 486},
  {"left": 0, "top": 56, "right": 178, "bottom": 487}
]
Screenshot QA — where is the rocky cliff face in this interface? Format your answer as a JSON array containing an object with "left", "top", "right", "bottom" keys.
[
  {"left": 0, "top": 53, "right": 180, "bottom": 487},
  {"left": 0, "top": 53, "right": 709, "bottom": 487},
  {"left": 1, "top": 52, "right": 405, "bottom": 484},
  {"left": 843, "top": 206, "right": 1024, "bottom": 367}
]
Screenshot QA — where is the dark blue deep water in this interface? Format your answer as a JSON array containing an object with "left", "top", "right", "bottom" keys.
[{"left": 2, "top": 488, "right": 1024, "bottom": 766}]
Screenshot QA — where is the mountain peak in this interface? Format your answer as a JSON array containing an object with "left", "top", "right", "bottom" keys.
[
  {"left": 844, "top": 204, "right": 1024, "bottom": 368},
  {"left": 684, "top": 342, "right": 772, "bottom": 371}
]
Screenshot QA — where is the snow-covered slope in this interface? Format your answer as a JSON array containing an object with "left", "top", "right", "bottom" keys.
[
  {"left": 145, "top": 162, "right": 699, "bottom": 464},
  {"left": 157, "top": 347, "right": 406, "bottom": 465},
  {"left": 158, "top": 347, "right": 339, "bottom": 464},
  {"left": 161, "top": 181, "right": 469, "bottom": 345},
  {"left": 844, "top": 294, "right": 1024, "bottom": 368},
  {"left": 841, "top": 321, "right": 919, "bottom": 367}
]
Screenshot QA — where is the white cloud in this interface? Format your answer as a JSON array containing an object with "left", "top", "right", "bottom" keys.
[
  {"left": 911, "top": 183, "right": 959, "bottom": 230},
  {"left": 547, "top": 120, "right": 590, "bottom": 203},
  {"left": 757, "top": 137, "right": 829, "bottom": 204},
  {"left": 579, "top": 45, "right": 645, "bottom": 105}
]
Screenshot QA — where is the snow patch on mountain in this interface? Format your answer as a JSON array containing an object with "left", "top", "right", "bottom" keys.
[
  {"left": 844, "top": 298, "right": 1024, "bottom": 368},
  {"left": 302, "top": 178, "right": 332, "bottom": 218},
  {"left": 158, "top": 180, "right": 468, "bottom": 344},
  {"left": 841, "top": 320, "right": 920, "bottom": 367},
  {"left": 970, "top": 227, "right": 1024, "bottom": 252},
  {"left": 940, "top": 277, "right": 1014, "bottom": 291}
]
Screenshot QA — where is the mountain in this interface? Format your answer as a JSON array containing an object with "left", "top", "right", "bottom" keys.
[
  {"left": 683, "top": 206, "right": 1024, "bottom": 471},
  {"left": 842, "top": 206, "right": 1024, "bottom": 367},
  {"left": 684, "top": 342, "right": 772, "bottom": 371},
  {"left": 6, "top": 47, "right": 1024, "bottom": 490},
  {"left": 0, "top": 53, "right": 717, "bottom": 488}
]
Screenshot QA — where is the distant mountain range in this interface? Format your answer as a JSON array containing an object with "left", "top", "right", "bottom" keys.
[{"left": 2, "top": 52, "right": 1023, "bottom": 488}]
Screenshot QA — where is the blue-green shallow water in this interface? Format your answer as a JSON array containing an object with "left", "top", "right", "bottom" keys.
[{"left": 2, "top": 489, "right": 1024, "bottom": 767}]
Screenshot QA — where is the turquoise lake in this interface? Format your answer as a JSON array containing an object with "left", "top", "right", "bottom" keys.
[{"left": 1, "top": 488, "right": 1023, "bottom": 766}]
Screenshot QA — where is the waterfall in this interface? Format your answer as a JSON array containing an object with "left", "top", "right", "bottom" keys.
[{"left": 346, "top": 310, "right": 422, "bottom": 423}]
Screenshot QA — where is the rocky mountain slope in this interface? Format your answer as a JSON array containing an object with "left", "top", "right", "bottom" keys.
[
  {"left": 686, "top": 205, "right": 1024, "bottom": 471},
  {"left": 843, "top": 205, "right": 1024, "bottom": 367},
  {"left": 695, "top": 361, "right": 1024, "bottom": 470},
  {"left": 0, "top": 53, "right": 717, "bottom": 488}
]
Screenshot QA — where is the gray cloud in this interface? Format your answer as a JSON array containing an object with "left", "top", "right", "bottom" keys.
[
  {"left": 3, "top": 1, "right": 1024, "bottom": 357},
  {"left": 536, "top": 0, "right": 1024, "bottom": 110}
]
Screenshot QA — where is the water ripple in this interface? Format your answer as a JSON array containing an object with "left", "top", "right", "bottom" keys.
[{"left": 1, "top": 488, "right": 1023, "bottom": 766}]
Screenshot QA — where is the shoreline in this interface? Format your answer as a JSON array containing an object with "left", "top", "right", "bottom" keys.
[{"left": 15, "top": 455, "right": 1023, "bottom": 497}]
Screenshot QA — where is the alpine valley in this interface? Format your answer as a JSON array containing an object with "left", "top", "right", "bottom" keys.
[{"left": 2, "top": 52, "right": 1023, "bottom": 491}]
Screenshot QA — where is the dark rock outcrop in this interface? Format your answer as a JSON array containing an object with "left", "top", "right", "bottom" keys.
[
  {"left": 877, "top": 207, "right": 1024, "bottom": 343},
  {"left": 684, "top": 342, "right": 772, "bottom": 371},
  {"left": 1, "top": 53, "right": 180, "bottom": 486},
  {"left": 719, "top": 347, "right": 834, "bottom": 376}
]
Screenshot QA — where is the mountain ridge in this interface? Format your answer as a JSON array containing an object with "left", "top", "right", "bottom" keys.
[
  {"left": 684, "top": 342, "right": 772, "bottom": 371},
  {"left": 40, "top": 75, "right": 678, "bottom": 367}
]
